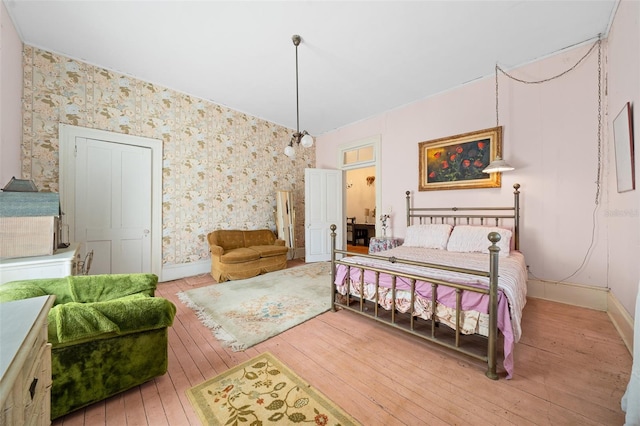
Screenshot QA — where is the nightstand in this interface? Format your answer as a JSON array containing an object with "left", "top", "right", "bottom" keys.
[{"left": 368, "top": 237, "right": 401, "bottom": 254}]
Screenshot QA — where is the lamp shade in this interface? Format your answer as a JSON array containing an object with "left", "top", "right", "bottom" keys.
[
  {"left": 483, "top": 156, "right": 514, "bottom": 173},
  {"left": 284, "top": 145, "right": 295, "bottom": 157},
  {"left": 300, "top": 133, "right": 314, "bottom": 148}
]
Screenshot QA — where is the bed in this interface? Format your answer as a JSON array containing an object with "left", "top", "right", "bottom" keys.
[{"left": 330, "top": 183, "right": 526, "bottom": 379}]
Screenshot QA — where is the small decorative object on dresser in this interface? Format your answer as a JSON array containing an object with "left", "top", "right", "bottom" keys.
[
  {"left": 380, "top": 213, "right": 391, "bottom": 237},
  {"left": 0, "top": 191, "right": 63, "bottom": 258},
  {"left": 0, "top": 295, "right": 56, "bottom": 426}
]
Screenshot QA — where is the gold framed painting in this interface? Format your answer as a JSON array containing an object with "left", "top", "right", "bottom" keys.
[{"left": 418, "top": 126, "right": 502, "bottom": 191}]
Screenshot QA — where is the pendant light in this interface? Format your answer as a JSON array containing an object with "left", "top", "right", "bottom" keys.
[
  {"left": 483, "top": 64, "right": 514, "bottom": 173},
  {"left": 284, "top": 34, "right": 313, "bottom": 157}
]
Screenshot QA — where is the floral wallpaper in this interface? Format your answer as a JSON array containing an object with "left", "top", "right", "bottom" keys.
[{"left": 21, "top": 45, "right": 313, "bottom": 266}]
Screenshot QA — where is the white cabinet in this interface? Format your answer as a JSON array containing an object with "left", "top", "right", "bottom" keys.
[
  {"left": 0, "top": 295, "right": 56, "bottom": 425},
  {"left": 0, "top": 244, "right": 80, "bottom": 285}
]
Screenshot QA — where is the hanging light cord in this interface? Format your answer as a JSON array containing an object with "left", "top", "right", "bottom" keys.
[
  {"left": 498, "top": 36, "right": 602, "bottom": 204},
  {"left": 295, "top": 40, "right": 300, "bottom": 135},
  {"left": 496, "top": 36, "right": 600, "bottom": 84},
  {"left": 497, "top": 35, "right": 603, "bottom": 284}
]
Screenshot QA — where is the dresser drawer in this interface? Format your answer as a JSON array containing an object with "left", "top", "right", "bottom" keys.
[
  {"left": 0, "top": 339, "right": 44, "bottom": 426},
  {"left": 1, "top": 386, "right": 18, "bottom": 425},
  {"left": 23, "top": 343, "right": 51, "bottom": 425},
  {"left": 0, "top": 296, "right": 55, "bottom": 426}
]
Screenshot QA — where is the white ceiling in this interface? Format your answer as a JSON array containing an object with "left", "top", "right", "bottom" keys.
[{"left": 4, "top": 0, "right": 618, "bottom": 136}]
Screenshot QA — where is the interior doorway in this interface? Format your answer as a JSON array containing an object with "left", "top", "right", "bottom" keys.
[
  {"left": 59, "top": 124, "right": 163, "bottom": 279},
  {"left": 339, "top": 135, "right": 381, "bottom": 252},
  {"left": 345, "top": 166, "right": 376, "bottom": 248}
]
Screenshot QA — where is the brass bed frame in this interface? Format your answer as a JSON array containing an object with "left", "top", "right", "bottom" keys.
[{"left": 330, "top": 183, "right": 521, "bottom": 380}]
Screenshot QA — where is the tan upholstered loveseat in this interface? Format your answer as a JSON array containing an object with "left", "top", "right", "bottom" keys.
[{"left": 207, "top": 229, "right": 289, "bottom": 282}]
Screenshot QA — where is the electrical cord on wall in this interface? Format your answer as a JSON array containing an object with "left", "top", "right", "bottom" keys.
[
  {"left": 500, "top": 35, "right": 603, "bottom": 285},
  {"left": 527, "top": 202, "right": 600, "bottom": 284}
]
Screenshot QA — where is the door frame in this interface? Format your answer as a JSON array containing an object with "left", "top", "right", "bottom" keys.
[
  {"left": 338, "top": 135, "right": 382, "bottom": 237},
  {"left": 59, "top": 124, "right": 163, "bottom": 279}
]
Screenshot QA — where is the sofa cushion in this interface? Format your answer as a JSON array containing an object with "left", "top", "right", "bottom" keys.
[
  {"left": 0, "top": 274, "right": 157, "bottom": 305},
  {"left": 251, "top": 245, "right": 289, "bottom": 258},
  {"left": 244, "top": 230, "right": 276, "bottom": 246},
  {"left": 48, "top": 293, "right": 176, "bottom": 346},
  {"left": 0, "top": 279, "right": 76, "bottom": 305},
  {"left": 220, "top": 247, "right": 261, "bottom": 264},
  {"left": 212, "top": 230, "right": 246, "bottom": 251},
  {"left": 68, "top": 274, "right": 157, "bottom": 302},
  {"left": 0, "top": 283, "right": 47, "bottom": 302}
]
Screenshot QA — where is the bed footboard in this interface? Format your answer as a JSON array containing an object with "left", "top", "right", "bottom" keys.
[{"left": 330, "top": 224, "right": 502, "bottom": 380}]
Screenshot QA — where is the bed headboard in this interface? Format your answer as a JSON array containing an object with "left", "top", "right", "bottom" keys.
[{"left": 406, "top": 183, "right": 521, "bottom": 250}]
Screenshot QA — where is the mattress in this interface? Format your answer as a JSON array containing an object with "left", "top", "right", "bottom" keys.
[{"left": 334, "top": 245, "right": 528, "bottom": 378}]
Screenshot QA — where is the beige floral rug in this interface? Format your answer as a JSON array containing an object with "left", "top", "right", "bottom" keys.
[
  {"left": 186, "top": 352, "right": 360, "bottom": 425},
  {"left": 178, "top": 262, "right": 332, "bottom": 351}
]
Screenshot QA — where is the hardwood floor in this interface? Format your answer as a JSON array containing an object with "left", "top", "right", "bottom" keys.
[
  {"left": 347, "top": 244, "right": 370, "bottom": 255},
  {"left": 53, "top": 261, "right": 632, "bottom": 425}
]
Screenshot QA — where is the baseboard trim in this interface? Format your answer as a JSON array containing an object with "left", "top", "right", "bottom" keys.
[
  {"left": 528, "top": 279, "right": 634, "bottom": 355},
  {"left": 527, "top": 279, "right": 608, "bottom": 311},
  {"left": 607, "top": 291, "right": 634, "bottom": 354},
  {"left": 160, "top": 259, "right": 210, "bottom": 282}
]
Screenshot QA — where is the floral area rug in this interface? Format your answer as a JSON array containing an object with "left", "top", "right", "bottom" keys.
[
  {"left": 186, "top": 352, "right": 360, "bottom": 425},
  {"left": 178, "top": 262, "right": 332, "bottom": 351}
]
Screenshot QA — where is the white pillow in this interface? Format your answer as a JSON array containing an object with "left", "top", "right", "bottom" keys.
[
  {"left": 403, "top": 224, "right": 453, "bottom": 250},
  {"left": 446, "top": 225, "right": 512, "bottom": 256}
]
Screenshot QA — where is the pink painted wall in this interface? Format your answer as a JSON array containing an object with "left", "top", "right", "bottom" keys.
[
  {"left": 606, "top": 0, "right": 640, "bottom": 317},
  {"left": 0, "top": 1, "right": 23, "bottom": 186},
  {"left": 317, "top": 6, "right": 640, "bottom": 317}
]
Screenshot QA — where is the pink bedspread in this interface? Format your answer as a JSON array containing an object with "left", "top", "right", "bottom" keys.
[{"left": 334, "top": 248, "right": 527, "bottom": 379}]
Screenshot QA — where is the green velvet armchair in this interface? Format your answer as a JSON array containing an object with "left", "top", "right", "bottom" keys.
[{"left": 0, "top": 273, "right": 176, "bottom": 419}]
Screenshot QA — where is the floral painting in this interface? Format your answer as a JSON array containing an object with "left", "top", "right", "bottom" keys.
[{"left": 418, "top": 127, "right": 502, "bottom": 191}]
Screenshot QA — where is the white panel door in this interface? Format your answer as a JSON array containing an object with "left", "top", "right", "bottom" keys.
[
  {"left": 305, "top": 168, "right": 343, "bottom": 262},
  {"left": 75, "top": 138, "right": 152, "bottom": 274}
]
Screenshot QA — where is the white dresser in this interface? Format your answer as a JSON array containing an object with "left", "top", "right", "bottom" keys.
[
  {"left": 0, "top": 295, "right": 56, "bottom": 425},
  {"left": 0, "top": 244, "right": 80, "bottom": 285}
]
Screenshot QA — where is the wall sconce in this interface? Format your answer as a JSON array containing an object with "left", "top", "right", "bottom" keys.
[
  {"left": 366, "top": 176, "right": 375, "bottom": 186},
  {"left": 346, "top": 181, "right": 353, "bottom": 189}
]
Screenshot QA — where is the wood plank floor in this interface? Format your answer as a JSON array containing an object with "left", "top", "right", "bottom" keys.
[{"left": 53, "top": 260, "right": 632, "bottom": 425}]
